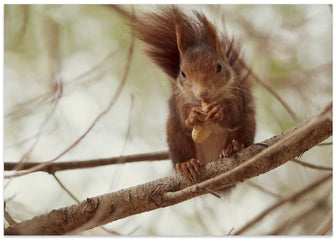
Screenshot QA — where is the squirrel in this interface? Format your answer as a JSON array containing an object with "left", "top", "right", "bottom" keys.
[{"left": 131, "top": 6, "right": 256, "bottom": 181}]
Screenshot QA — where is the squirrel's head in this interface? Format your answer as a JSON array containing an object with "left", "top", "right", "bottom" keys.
[
  {"left": 175, "top": 11, "right": 235, "bottom": 102},
  {"left": 177, "top": 45, "right": 234, "bottom": 102}
]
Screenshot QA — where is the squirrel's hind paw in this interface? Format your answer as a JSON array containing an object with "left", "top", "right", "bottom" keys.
[{"left": 176, "top": 158, "right": 202, "bottom": 181}]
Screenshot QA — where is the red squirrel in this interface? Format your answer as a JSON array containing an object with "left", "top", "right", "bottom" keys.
[{"left": 132, "top": 6, "right": 256, "bottom": 181}]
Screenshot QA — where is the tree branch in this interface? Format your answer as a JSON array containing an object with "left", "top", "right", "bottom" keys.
[
  {"left": 266, "top": 186, "right": 331, "bottom": 235},
  {"left": 4, "top": 102, "right": 332, "bottom": 235},
  {"left": 4, "top": 20, "right": 135, "bottom": 180},
  {"left": 291, "top": 158, "right": 332, "bottom": 171},
  {"left": 234, "top": 173, "right": 332, "bottom": 235},
  {"left": 245, "top": 181, "right": 282, "bottom": 198},
  {"left": 51, "top": 173, "right": 80, "bottom": 203},
  {"left": 4, "top": 151, "right": 170, "bottom": 174},
  {"left": 239, "top": 60, "right": 300, "bottom": 125},
  {"left": 313, "top": 212, "right": 332, "bottom": 235}
]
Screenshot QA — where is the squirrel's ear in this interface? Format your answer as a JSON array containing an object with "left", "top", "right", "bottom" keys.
[
  {"left": 197, "top": 13, "right": 221, "bottom": 52},
  {"left": 176, "top": 22, "right": 193, "bottom": 57}
]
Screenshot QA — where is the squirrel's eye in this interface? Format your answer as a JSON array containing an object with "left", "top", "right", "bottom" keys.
[
  {"left": 180, "top": 70, "right": 186, "bottom": 78},
  {"left": 216, "top": 63, "right": 222, "bottom": 73}
]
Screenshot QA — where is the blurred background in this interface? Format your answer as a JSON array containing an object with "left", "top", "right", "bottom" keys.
[{"left": 4, "top": 4, "right": 332, "bottom": 235}]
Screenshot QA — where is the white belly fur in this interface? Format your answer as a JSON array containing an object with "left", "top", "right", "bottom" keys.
[{"left": 195, "top": 124, "right": 228, "bottom": 164}]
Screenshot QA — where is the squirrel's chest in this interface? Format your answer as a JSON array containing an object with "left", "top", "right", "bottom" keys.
[{"left": 194, "top": 124, "right": 228, "bottom": 164}]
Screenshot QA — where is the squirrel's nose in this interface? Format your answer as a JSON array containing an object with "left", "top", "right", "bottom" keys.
[{"left": 198, "top": 90, "right": 211, "bottom": 101}]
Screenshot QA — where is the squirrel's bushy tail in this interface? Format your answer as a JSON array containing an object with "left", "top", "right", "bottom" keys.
[{"left": 131, "top": 6, "right": 183, "bottom": 79}]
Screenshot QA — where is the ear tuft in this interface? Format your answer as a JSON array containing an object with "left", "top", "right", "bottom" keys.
[
  {"left": 195, "top": 12, "right": 221, "bottom": 52},
  {"left": 175, "top": 11, "right": 195, "bottom": 57}
]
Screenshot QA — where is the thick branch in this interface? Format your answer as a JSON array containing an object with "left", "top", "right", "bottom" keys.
[{"left": 4, "top": 103, "right": 332, "bottom": 235}]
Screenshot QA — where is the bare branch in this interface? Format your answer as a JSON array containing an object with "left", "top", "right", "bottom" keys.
[
  {"left": 52, "top": 173, "right": 80, "bottom": 203},
  {"left": 291, "top": 158, "right": 332, "bottom": 171},
  {"left": 67, "top": 50, "right": 118, "bottom": 88},
  {"left": 266, "top": 186, "right": 331, "bottom": 235},
  {"left": 313, "top": 212, "right": 332, "bottom": 235},
  {"left": 120, "top": 94, "right": 135, "bottom": 156},
  {"left": 4, "top": 151, "right": 169, "bottom": 173},
  {"left": 5, "top": 50, "right": 117, "bottom": 122},
  {"left": 4, "top": 23, "right": 136, "bottom": 180},
  {"left": 4, "top": 102, "right": 332, "bottom": 235},
  {"left": 14, "top": 99, "right": 59, "bottom": 171},
  {"left": 234, "top": 174, "right": 332, "bottom": 235},
  {"left": 4, "top": 202, "right": 17, "bottom": 226},
  {"left": 5, "top": 91, "right": 51, "bottom": 120},
  {"left": 245, "top": 181, "right": 282, "bottom": 198},
  {"left": 51, "top": 174, "right": 121, "bottom": 235},
  {"left": 11, "top": 13, "right": 63, "bottom": 172},
  {"left": 318, "top": 142, "right": 332, "bottom": 146},
  {"left": 239, "top": 61, "right": 300, "bottom": 125}
]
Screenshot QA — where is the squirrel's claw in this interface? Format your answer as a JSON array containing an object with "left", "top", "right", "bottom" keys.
[
  {"left": 186, "top": 107, "right": 208, "bottom": 129},
  {"left": 176, "top": 158, "right": 202, "bottom": 181},
  {"left": 205, "top": 102, "right": 223, "bottom": 124}
]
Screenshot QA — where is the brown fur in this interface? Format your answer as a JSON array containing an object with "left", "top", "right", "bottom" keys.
[{"left": 132, "top": 6, "right": 256, "bottom": 167}]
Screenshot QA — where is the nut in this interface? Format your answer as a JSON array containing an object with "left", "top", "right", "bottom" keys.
[{"left": 192, "top": 101, "right": 212, "bottom": 143}]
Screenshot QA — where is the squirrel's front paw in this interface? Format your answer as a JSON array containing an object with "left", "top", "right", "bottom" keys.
[
  {"left": 204, "top": 101, "right": 223, "bottom": 125},
  {"left": 185, "top": 106, "right": 208, "bottom": 128},
  {"left": 176, "top": 158, "right": 202, "bottom": 181}
]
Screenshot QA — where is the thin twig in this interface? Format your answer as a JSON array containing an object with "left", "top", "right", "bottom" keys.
[
  {"left": 14, "top": 90, "right": 60, "bottom": 171},
  {"left": 67, "top": 50, "right": 118, "bottom": 87},
  {"left": 204, "top": 187, "right": 221, "bottom": 199},
  {"left": 4, "top": 126, "right": 58, "bottom": 149},
  {"left": 120, "top": 94, "right": 135, "bottom": 156},
  {"left": 109, "top": 94, "right": 136, "bottom": 190},
  {"left": 240, "top": 61, "right": 300, "bottom": 125},
  {"left": 5, "top": 50, "right": 117, "bottom": 123},
  {"left": 291, "top": 158, "right": 332, "bottom": 171},
  {"left": 52, "top": 173, "right": 80, "bottom": 203},
  {"left": 227, "top": 227, "right": 235, "bottom": 236},
  {"left": 7, "top": 12, "right": 63, "bottom": 173},
  {"left": 318, "top": 142, "right": 332, "bottom": 146},
  {"left": 52, "top": 175, "right": 121, "bottom": 235},
  {"left": 99, "top": 226, "right": 121, "bottom": 235},
  {"left": 313, "top": 212, "right": 332, "bottom": 235},
  {"left": 246, "top": 181, "right": 282, "bottom": 198},
  {"left": 233, "top": 173, "right": 332, "bottom": 235},
  {"left": 5, "top": 20, "right": 136, "bottom": 180},
  {"left": 4, "top": 202, "right": 17, "bottom": 225},
  {"left": 266, "top": 186, "right": 331, "bottom": 235},
  {"left": 5, "top": 91, "right": 51, "bottom": 120}
]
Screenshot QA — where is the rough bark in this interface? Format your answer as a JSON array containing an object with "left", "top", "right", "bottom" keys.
[{"left": 4, "top": 102, "right": 332, "bottom": 235}]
